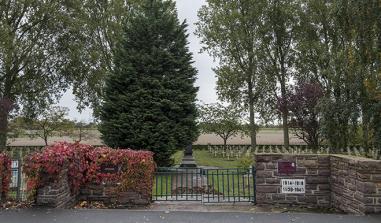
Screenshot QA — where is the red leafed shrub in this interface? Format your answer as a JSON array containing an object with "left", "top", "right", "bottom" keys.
[
  {"left": 86, "top": 147, "right": 155, "bottom": 197},
  {"left": 24, "top": 142, "right": 93, "bottom": 195},
  {"left": 117, "top": 149, "right": 155, "bottom": 197},
  {"left": 24, "top": 142, "right": 155, "bottom": 199},
  {"left": 0, "top": 153, "right": 11, "bottom": 200},
  {"left": 85, "top": 147, "right": 129, "bottom": 184}
]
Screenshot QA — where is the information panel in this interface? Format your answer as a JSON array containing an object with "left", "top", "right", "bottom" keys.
[
  {"left": 278, "top": 161, "right": 296, "bottom": 174},
  {"left": 100, "top": 163, "right": 121, "bottom": 174},
  {"left": 281, "top": 179, "right": 305, "bottom": 194}
]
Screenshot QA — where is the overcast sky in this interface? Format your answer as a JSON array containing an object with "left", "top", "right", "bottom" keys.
[{"left": 58, "top": 0, "right": 217, "bottom": 122}]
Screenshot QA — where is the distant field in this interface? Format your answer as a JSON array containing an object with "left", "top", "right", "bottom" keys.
[
  {"left": 7, "top": 129, "right": 305, "bottom": 146},
  {"left": 7, "top": 130, "right": 103, "bottom": 146}
]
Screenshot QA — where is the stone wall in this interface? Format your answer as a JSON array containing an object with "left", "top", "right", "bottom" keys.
[
  {"left": 331, "top": 155, "right": 381, "bottom": 214},
  {"left": 256, "top": 154, "right": 331, "bottom": 208},
  {"left": 36, "top": 170, "right": 151, "bottom": 208},
  {"left": 255, "top": 154, "right": 381, "bottom": 215},
  {"left": 79, "top": 184, "right": 150, "bottom": 206}
]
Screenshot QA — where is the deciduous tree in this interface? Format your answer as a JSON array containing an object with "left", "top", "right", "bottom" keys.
[
  {"left": 0, "top": 0, "right": 131, "bottom": 149},
  {"left": 259, "top": 0, "right": 300, "bottom": 149},
  {"left": 296, "top": 0, "right": 381, "bottom": 151},
  {"left": 279, "top": 82, "right": 323, "bottom": 149},
  {"left": 196, "top": 0, "right": 273, "bottom": 149},
  {"left": 199, "top": 103, "right": 244, "bottom": 148},
  {"left": 28, "top": 106, "right": 73, "bottom": 146}
]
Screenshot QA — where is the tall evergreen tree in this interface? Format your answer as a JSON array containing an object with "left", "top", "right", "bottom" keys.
[{"left": 99, "top": 0, "right": 198, "bottom": 166}]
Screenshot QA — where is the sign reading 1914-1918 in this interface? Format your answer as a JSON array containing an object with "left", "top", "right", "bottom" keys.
[{"left": 281, "top": 179, "right": 305, "bottom": 194}]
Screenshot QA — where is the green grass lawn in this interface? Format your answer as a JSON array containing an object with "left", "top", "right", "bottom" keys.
[
  {"left": 172, "top": 150, "right": 184, "bottom": 166},
  {"left": 171, "top": 149, "right": 242, "bottom": 168},
  {"left": 8, "top": 190, "right": 17, "bottom": 199},
  {"left": 206, "top": 169, "right": 254, "bottom": 197},
  {"left": 152, "top": 174, "right": 172, "bottom": 196}
]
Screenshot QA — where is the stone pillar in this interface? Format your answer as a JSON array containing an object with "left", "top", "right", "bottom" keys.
[
  {"left": 36, "top": 168, "right": 76, "bottom": 208},
  {"left": 255, "top": 154, "right": 331, "bottom": 208},
  {"left": 255, "top": 154, "right": 381, "bottom": 215}
]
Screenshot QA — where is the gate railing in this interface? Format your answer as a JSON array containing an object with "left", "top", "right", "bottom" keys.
[
  {"left": 204, "top": 168, "right": 256, "bottom": 203},
  {"left": 9, "top": 159, "right": 26, "bottom": 201},
  {"left": 153, "top": 167, "right": 203, "bottom": 201},
  {"left": 152, "top": 167, "right": 256, "bottom": 203}
]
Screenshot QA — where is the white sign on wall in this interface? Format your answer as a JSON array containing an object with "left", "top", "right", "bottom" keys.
[
  {"left": 11, "top": 160, "right": 18, "bottom": 168},
  {"left": 10, "top": 160, "right": 19, "bottom": 188},
  {"left": 281, "top": 179, "right": 305, "bottom": 194}
]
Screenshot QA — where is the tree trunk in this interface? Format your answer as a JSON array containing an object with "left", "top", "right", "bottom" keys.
[
  {"left": 280, "top": 79, "right": 289, "bottom": 149},
  {"left": 223, "top": 137, "right": 227, "bottom": 150},
  {"left": 79, "top": 127, "right": 82, "bottom": 142},
  {"left": 2, "top": 65, "right": 14, "bottom": 151},
  {"left": 312, "top": 132, "right": 319, "bottom": 150},
  {"left": 247, "top": 80, "right": 257, "bottom": 149},
  {"left": 362, "top": 111, "right": 370, "bottom": 152},
  {"left": 249, "top": 102, "right": 257, "bottom": 149},
  {"left": 43, "top": 132, "right": 48, "bottom": 146},
  {"left": 0, "top": 108, "right": 9, "bottom": 151},
  {"left": 281, "top": 112, "right": 289, "bottom": 148}
]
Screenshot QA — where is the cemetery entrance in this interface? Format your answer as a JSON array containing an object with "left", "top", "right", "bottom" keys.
[{"left": 152, "top": 167, "right": 256, "bottom": 203}]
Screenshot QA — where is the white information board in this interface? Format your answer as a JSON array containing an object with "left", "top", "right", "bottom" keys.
[
  {"left": 10, "top": 160, "right": 19, "bottom": 188},
  {"left": 11, "top": 160, "right": 18, "bottom": 168},
  {"left": 281, "top": 179, "right": 305, "bottom": 194}
]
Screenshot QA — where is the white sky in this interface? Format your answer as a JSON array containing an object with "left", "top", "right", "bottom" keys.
[
  {"left": 59, "top": 0, "right": 217, "bottom": 122},
  {"left": 58, "top": 0, "right": 217, "bottom": 121}
]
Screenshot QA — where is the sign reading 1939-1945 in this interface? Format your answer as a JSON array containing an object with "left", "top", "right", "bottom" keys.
[{"left": 281, "top": 179, "right": 305, "bottom": 194}]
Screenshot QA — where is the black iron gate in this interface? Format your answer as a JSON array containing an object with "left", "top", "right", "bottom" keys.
[{"left": 152, "top": 167, "right": 256, "bottom": 203}]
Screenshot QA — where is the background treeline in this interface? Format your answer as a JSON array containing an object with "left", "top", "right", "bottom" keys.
[
  {"left": 1, "top": 0, "right": 380, "bottom": 160},
  {"left": 197, "top": 0, "right": 381, "bottom": 155},
  {"left": 8, "top": 106, "right": 98, "bottom": 145}
]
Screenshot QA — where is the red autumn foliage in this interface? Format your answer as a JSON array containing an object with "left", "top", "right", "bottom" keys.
[
  {"left": 86, "top": 147, "right": 155, "bottom": 182},
  {"left": 24, "top": 142, "right": 155, "bottom": 198},
  {"left": 24, "top": 142, "right": 92, "bottom": 194},
  {"left": 277, "top": 82, "right": 324, "bottom": 148},
  {"left": 0, "top": 153, "right": 11, "bottom": 200}
]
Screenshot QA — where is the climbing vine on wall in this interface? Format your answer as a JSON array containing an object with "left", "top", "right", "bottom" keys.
[
  {"left": 24, "top": 142, "right": 155, "bottom": 199},
  {"left": 0, "top": 153, "right": 11, "bottom": 200}
]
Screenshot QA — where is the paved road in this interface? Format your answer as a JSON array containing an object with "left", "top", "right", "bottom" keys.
[{"left": 0, "top": 209, "right": 380, "bottom": 223}]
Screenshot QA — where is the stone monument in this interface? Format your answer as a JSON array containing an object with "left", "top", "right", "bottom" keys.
[{"left": 179, "top": 144, "right": 197, "bottom": 167}]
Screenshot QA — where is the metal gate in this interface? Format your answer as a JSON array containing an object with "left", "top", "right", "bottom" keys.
[
  {"left": 9, "top": 159, "right": 26, "bottom": 201},
  {"left": 152, "top": 167, "right": 256, "bottom": 203}
]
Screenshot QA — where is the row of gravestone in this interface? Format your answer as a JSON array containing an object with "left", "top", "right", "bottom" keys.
[{"left": 207, "top": 144, "right": 380, "bottom": 160}]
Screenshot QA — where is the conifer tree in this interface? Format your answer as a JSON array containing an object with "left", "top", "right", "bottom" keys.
[{"left": 99, "top": 0, "right": 198, "bottom": 166}]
